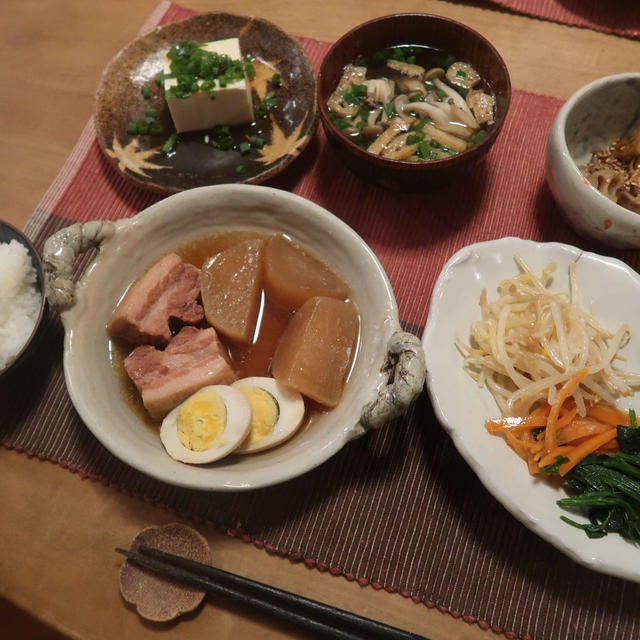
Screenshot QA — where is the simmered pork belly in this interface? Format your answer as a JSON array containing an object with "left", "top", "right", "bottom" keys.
[
  {"left": 108, "top": 253, "right": 203, "bottom": 347},
  {"left": 124, "top": 326, "right": 236, "bottom": 419}
]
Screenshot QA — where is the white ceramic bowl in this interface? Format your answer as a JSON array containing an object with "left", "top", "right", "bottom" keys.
[
  {"left": 44, "top": 185, "right": 417, "bottom": 491},
  {"left": 424, "top": 237, "right": 640, "bottom": 583},
  {"left": 547, "top": 73, "right": 640, "bottom": 249}
]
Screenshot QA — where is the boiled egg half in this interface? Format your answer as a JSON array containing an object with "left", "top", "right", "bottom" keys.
[
  {"left": 232, "top": 377, "right": 305, "bottom": 453},
  {"left": 160, "top": 385, "right": 251, "bottom": 464}
]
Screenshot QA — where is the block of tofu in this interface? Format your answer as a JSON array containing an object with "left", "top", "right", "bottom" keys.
[{"left": 163, "top": 38, "right": 254, "bottom": 133}]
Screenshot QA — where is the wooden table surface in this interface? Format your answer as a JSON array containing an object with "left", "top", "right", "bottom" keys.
[{"left": 2, "top": 1, "right": 639, "bottom": 639}]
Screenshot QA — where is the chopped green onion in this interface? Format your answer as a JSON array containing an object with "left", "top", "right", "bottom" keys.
[
  {"left": 407, "top": 55, "right": 416, "bottom": 64},
  {"left": 456, "top": 86, "right": 469, "bottom": 98},
  {"left": 456, "top": 69, "right": 467, "bottom": 79},
  {"left": 141, "top": 85, "right": 152, "bottom": 99},
  {"left": 415, "top": 117, "right": 431, "bottom": 131},
  {"left": 272, "top": 73, "right": 281, "bottom": 87},
  {"left": 145, "top": 107, "right": 157, "bottom": 118},
  {"left": 408, "top": 93, "right": 425, "bottom": 102},
  {"left": 235, "top": 164, "right": 247, "bottom": 175},
  {"left": 354, "top": 54, "right": 367, "bottom": 67},
  {"left": 469, "top": 130, "right": 488, "bottom": 145},
  {"left": 162, "top": 133, "right": 177, "bottom": 153},
  {"left": 435, "top": 88, "right": 447, "bottom": 100},
  {"left": 245, "top": 61, "right": 256, "bottom": 79},
  {"left": 417, "top": 140, "right": 436, "bottom": 160},
  {"left": 238, "top": 141, "right": 251, "bottom": 155},
  {"left": 248, "top": 136, "right": 265, "bottom": 148},
  {"left": 126, "top": 122, "right": 137, "bottom": 135},
  {"left": 424, "top": 79, "right": 435, "bottom": 89},
  {"left": 406, "top": 133, "right": 424, "bottom": 145},
  {"left": 136, "top": 120, "right": 149, "bottom": 134},
  {"left": 383, "top": 102, "right": 394, "bottom": 118},
  {"left": 430, "top": 138, "right": 440, "bottom": 148},
  {"left": 155, "top": 71, "right": 166, "bottom": 86}
]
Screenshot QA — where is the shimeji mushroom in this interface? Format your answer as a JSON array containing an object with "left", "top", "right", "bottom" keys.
[
  {"left": 363, "top": 78, "right": 395, "bottom": 107},
  {"left": 433, "top": 78, "right": 478, "bottom": 129},
  {"left": 396, "top": 76, "right": 426, "bottom": 95},
  {"left": 424, "top": 67, "right": 445, "bottom": 81},
  {"left": 327, "top": 65, "right": 367, "bottom": 117},
  {"left": 401, "top": 99, "right": 473, "bottom": 139}
]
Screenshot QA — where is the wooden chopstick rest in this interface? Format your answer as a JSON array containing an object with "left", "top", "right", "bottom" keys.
[
  {"left": 116, "top": 541, "right": 430, "bottom": 639},
  {"left": 118, "top": 523, "right": 211, "bottom": 622}
]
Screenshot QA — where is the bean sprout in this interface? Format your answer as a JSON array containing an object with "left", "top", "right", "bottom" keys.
[{"left": 458, "top": 255, "right": 640, "bottom": 416}]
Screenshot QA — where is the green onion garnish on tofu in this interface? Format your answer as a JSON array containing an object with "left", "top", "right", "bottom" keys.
[
  {"left": 141, "top": 85, "right": 152, "bottom": 99},
  {"left": 162, "top": 133, "right": 177, "bottom": 153}
]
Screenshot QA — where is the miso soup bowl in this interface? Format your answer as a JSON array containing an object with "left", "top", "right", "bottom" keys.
[
  {"left": 317, "top": 13, "right": 511, "bottom": 191},
  {"left": 43, "top": 185, "right": 425, "bottom": 491}
]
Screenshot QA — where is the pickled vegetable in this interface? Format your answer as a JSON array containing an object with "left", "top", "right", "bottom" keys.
[
  {"left": 200, "top": 239, "right": 264, "bottom": 344},
  {"left": 265, "top": 235, "right": 349, "bottom": 308},
  {"left": 271, "top": 296, "right": 359, "bottom": 407}
]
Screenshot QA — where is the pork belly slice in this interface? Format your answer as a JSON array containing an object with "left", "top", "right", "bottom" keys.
[
  {"left": 108, "top": 253, "right": 204, "bottom": 347},
  {"left": 124, "top": 326, "right": 237, "bottom": 420}
]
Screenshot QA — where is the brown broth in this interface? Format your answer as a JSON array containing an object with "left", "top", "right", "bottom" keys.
[{"left": 110, "top": 230, "right": 354, "bottom": 435}]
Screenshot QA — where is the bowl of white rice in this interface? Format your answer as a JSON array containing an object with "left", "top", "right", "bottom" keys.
[{"left": 0, "top": 221, "right": 47, "bottom": 379}]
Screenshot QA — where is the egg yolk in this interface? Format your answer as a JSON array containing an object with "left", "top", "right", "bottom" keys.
[
  {"left": 239, "top": 387, "right": 279, "bottom": 445},
  {"left": 177, "top": 389, "right": 227, "bottom": 451}
]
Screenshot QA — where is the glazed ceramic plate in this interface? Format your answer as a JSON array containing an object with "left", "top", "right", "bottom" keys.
[
  {"left": 423, "top": 237, "right": 640, "bottom": 583},
  {"left": 60, "top": 185, "right": 400, "bottom": 491},
  {"left": 95, "top": 12, "right": 317, "bottom": 193}
]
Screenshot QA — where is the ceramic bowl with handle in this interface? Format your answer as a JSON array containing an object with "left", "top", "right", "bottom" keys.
[{"left": 43, "top": 185, "right": 425, "bottom": 491}]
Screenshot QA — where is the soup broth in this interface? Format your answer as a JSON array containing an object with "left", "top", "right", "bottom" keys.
[{"left": 327, "top": 44, "right": 495, "bottom": 161}]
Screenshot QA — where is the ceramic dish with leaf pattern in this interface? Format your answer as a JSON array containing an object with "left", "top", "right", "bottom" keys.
[{"left": 95, "top": 12, "right": 317, "bottom": 193}]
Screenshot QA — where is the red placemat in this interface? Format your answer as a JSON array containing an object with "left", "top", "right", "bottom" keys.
[
  {"left": 483, "top": 0, "right": 640, "bottom": 39},
  {"left": 4, "top": 3, "right": 640, "bottom": 640}
]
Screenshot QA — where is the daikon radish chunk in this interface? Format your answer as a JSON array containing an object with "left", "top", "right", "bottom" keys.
[
  {"left": 264, "top": 235, "right": 350, "bottom": 308},
  {"left": 271, "top": 296, "right": 359, "bottom": 407},
  {"left": 201, "top": 239, "right": 265, "bottom": 344}
]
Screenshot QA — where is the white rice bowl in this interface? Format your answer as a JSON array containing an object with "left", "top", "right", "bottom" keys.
[{"left": 0, "top": 240, "right": 42, "bottom": 371}]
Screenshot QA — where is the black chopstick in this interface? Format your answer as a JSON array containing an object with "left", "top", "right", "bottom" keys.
[{"left": 116, "top": 546, "right": 429, "bottom": 640}]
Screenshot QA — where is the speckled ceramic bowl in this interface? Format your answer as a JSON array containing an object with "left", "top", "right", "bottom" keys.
[
  {"left": 0, "top": 221, "right": 47, "bottom": 380},
  {"left": 95, "top": 12, "right": 317, "bottom": 193},
  {"left": 42, "top": 185, "right": 425, "bottom": 491},
  {"left": 547, "top": 73, "right": 640, "bottom": 248},
  {"left": 317, "top": 13, "right": 511, "bottom": 191}
]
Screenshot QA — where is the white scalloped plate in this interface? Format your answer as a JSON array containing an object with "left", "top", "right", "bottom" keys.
[{"left": 423, "top": 237, "right": 640, "bottom": 582}]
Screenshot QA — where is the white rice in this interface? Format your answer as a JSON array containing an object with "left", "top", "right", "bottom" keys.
[{"left": 0, "top": 240, "right": 42, "bottom": 371}]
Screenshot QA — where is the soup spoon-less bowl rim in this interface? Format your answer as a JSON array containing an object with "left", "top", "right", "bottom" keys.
[{"left": 317, "top": 12, "right": 511, "bottom": 186}]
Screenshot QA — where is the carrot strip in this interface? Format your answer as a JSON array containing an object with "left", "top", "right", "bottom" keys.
[
  {"left": 557, "top": 418, "right": 611, "bottom": 444},
  {"left": 586, "top": 404, "right": 630, "bottom": 426},
  {"left": 485, "top": 415, "right": 547, "bottom": 434},
  {"left": 538, "top": 445, "right": 575, "bottom": 468},
  {"left": 558, "top": 428, "right": 618, "bottom": 476},
  {"left": 555, "top": 405, "right": 578, "bottom": 428},
  {"left": 545, "top": 370, "right": 588, "bottom": 452},
  {"left": 503, "top": 430, "right": 529, "bottom": 461}
]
